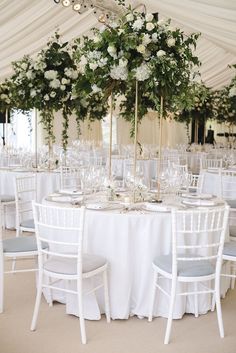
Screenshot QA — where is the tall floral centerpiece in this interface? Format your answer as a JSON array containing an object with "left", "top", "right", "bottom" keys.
[
  {"left": 11, "top": 33, "right": 80, "bottom": 152},
  {"left": 0, "top": 79, "right": 14, "bottom": 147},
  {"left": 174, "top": 82, "right": 216, "bottom": 144},
  {"left": 74, "top": 4, "right": 200, "bottom": 197}
]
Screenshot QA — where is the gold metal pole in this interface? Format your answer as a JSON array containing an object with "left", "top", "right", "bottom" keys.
[
  {"left": 133, "top": 80, "right": 139, "bottom": 203},
  {"left": 157, "top": 96, "right": 164, "bottom": 202},
  {"left": 109, "top": 92, "right": 113, "bottom": 180},
  {"left": 34, "top": 108, "right": 38, "bottom": 169}
]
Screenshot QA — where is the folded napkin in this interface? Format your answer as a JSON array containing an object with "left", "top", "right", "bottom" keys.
[
  {"left": 86, "top": 202, "right": 109, "bottom": 210},
  {"left": 145, "top": 203, "right": 170, "bottom": 212},
  {"left": 182, "top": 199, "right": 216, "bottom": 206},
  {"left": 59, "top": 189, "right": 82, "bottom": 195},
  {"left": 51, "top": 196, "right": 71, "bottom": 202}
]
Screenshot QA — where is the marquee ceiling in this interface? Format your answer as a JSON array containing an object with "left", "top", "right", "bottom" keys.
[{"left": 0, "top": 0, "right": 235, "bottom": 89}]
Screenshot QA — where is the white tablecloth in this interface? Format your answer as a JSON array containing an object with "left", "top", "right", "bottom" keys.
[{"left": 43, "top": 201, "right": 230, "bottom": 320}]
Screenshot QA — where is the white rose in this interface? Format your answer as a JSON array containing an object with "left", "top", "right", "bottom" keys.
[
  {"left": 91, "top": 84, "right": 101, "bottom": 93},
  {"left": 50, "top": 91, "right": 56, "bottom": 98},
  {"left": 30, "top": 89, "right": 37, "bottom": 97},
  {"left": 89, "top": 63, "right": 98, "bottom": 70},
  {"left": 107, "top": 45, "right": 116, "bottom": 54},
  {"left": 142, "top": 34, "right": 151, "bottom": 45},
  {"left": 167, "top": 38, "right": 176, "bottom": 47},
  {"left": 60, "top": 85, "right": 66, "bottom": 91},
  {"left": 44, "top": 94, "right": 50, "bottom": 101},
  {"left": 156, "top": 50, "right": 166, "bottom": 57},
  {"left": 146, "top": 13, "right": 154, "bottom": 22},
  {"left": 21, "top": 63, "right": 27, "bottom": 70},
  {"left": 229, "top": 86, "right": 236, "bottom": 97},
  {"left": 137, "top": 44, "right": 146, "bottom": 54},
  {"left": 62, "top": 78, "right": 70, "bottom": 85},
  {"left": 146, "top": 22, "right": 155, "bottom": 31},
  {"left": 152, "top": 33, "right": 158, "bottom": 43},
  {"left": 126, "top": 13, "right": 134, "bottom": 22}
]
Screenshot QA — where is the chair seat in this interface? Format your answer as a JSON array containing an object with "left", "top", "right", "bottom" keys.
[
  {"left": 226, "top": 200, "right": 236, "bottom": 209},
  {"left": 3, "top": 236, "right": 47, "bottom": 253},
  {"left": 43, "top": 254, "right": 107, "bottom": 275},
  {"left": 20, "top": 218, "right": 35, "bottom": 229},
  {"left": 223, "top": 242, "right": 236, "bottom": 257},
  {"left": 0, "top": 194, "right": 15, "bottom": 203},
  {"left": 230, "top": 225, "right": 236, "bottom": 238},
  {"left": 153, "top": 254, "right": 215, "bottom": 277}
]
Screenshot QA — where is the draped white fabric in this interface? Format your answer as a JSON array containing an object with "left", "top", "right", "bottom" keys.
[{"left": 0, "top": 0, "right": 235, "bottom": 88}]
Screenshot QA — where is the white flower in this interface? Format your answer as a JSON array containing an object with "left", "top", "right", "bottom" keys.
[
  {"left": 81, "top": 98, "right": 89, "bottom": 107},
  {"left": 176, "top": 81, "right": 181, "bottom": 86},
  {"left": 99, "top": 57, "right": 108, "bottom": 67},
  {"left": 110, "top": 21, "right": 118, "bottom": 29},
  {"left": 146, "top": 22, "right": 155, "bottom": 31},
  {"left": 152, "top": 33, "right": 158, "bottom": 43},
  {"left": 89, "top": 63, "right": 98, "bottom": 70},
  {"left": 107, "top": 45, "right": 116, "bottom": 55},
  {"left": 229, "top": 86, "right": 236, "bottom": 97},
  {"left": 132, "top": 18, "right": 144, "bottom": 31},
  {"left": 119, "top": 58, "right": 128, "bottom": 67},
  {"left": 118, "top": 29, "right": 125, "bottom": 35},
  {"left": 126, "top": 13, "right": 134, "bottom": 22},
  {"left": 157, "top": 19, "right": 167, "bottom": 26},
  {"left": 137, "top": 44, "right": 146, "bottom": 54},
  {"left": 30, "top": 89, "right": 37, "bottom": 97},
  {"left": 50, "top": 91, "right": 56, "bottom": 98},
  {"left": 44, "top": 70, "right": 58, "bottom": 80},
  {"left": 135, "top": 63, "right": 151, "bottom": 81},
  {"left": 167, "top": 38, "right": 176, "bottom": 47},
  {"left": 62, "top": 78, "right": 70, "bottom": 85},
  {"left": 156, "top": 50, "right": 166, "bottom": 57},
  {"left": 26, "top": 70, "right": 35, "bottom": 80},
  {"left": 0, "top": 93, "right": 9, "bottom": 102},
  {"left": 64, "top": 68, "right": 78, "bottom": 79},
  {"left": 110, "top": 65, "right": 128, "bottom": 81},
  {"left": 142, "top": 34, "right": 151, "bottom": 45},
  {"left": 99, "top": 25, "right": 106, "bottom": 33},
  {"left": 21, "top": 63, "right": 28, "bottom": 70},
  {"left": 93, "top": 35, "right": 100, "bottom": 43},
  {"left": 60, "top": 85, "right": 66, "bottom": 91},
  {"left": 44, "top": 94, "right": 50, "bottom": 101},
  {"left": 49, "top": 79, "right": 61, "bottom": 89},
  {"left": 91, "top": 84, "right": 101, "bottom": 93},
  {"left": 146, "top": 13, "right": 154, "bottom": 22}
]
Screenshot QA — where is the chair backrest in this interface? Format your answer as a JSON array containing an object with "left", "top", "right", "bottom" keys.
[
  {"left": 32, "top": 202, "right": 85, "bottom": 273},
  {"left": 220, "top": 169, "right": 236, "bottom": 202},
  {"left": 200, "top": 158, "right": 223, "bottom": 171},
  {"left": 60, "top": 166, "right": 81, "bottom": 190},
  {"left": 188, "top": 173, "right": 204, "bottom": 194},
  {"left": 171, "top": 205, "right": 229, "bottom": 278},
  {"left": 14, "top": 174, "right": 37, "bottom": 226}
]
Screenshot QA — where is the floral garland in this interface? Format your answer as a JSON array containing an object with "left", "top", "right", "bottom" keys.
[
  {"left": 11, "top": 33, "right": 80, "bottom": 150},
  {"left": 74, "top": 4, "right": 200, "bottom": 135},
  {"left": 0, "top": 80, "right": 13, "bottom": 113}
]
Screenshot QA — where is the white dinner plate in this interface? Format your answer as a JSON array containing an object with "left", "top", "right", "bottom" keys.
[
  {"left": 58, "top": 189, "right": 83, "bottom": 196},
  {"left": 181, "top": 193, "right": 213, "bottom": 200},
  {"left": 182, "top": 199, "right": 217, "bottom": 207}
]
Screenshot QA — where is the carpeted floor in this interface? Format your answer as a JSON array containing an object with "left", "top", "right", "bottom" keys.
[{"left": 1, "top": 231, "right": 236, "bottom": 353}]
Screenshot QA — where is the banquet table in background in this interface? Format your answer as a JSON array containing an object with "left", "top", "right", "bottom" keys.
[
  {"left": 43, "top": 200, "right": 230, "bottom": 321},
  {"left": 201, "top": 169, "right": 236, "bottom": 198},
  {"left": 0, "top": 168, "right": 61, "bottom": 227}
]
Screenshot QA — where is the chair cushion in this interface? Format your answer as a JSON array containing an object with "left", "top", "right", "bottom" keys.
[
  {"left": 223, "top": 242, "right": 236, "bottom": 257},
  {"left": 226, "top": 200, "right": 236, "bottom": 209},
  {"left": 20, "top": 218, "right": 35, "bottom": 229},
  {"left": 230, "top": 225, "right": 236, "bottom": 238},
  {"left": 43, "top": 254, "right": 107, "bottom": 275},
  {"left": 3, "top": 236, "right": 47, "bottom": 253},
  {"left": 153, "top": 254, "right": 215, "bottom": 277},
  {"left": 0, "top": 194, "right": 15, "bottom": 203}
]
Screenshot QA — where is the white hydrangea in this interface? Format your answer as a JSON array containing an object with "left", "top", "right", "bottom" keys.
[
  {"left": 49, "top": 79, "right": 61, "bottom": 89},
  {"left": 146, "top": 13, "right": 154, "bottom": 22},
  {"left": 137, "top": 44, "right": 146, "bottom": 54},
  {"left": 110, "top": 65, "right": 128, "bottom": 81},
  {"left": 21, "top": 63, "right": 28, "bottom": 70},
  {"left": 126, "top": 13, "right": 134, "bottom": 22},
  {"left": 44, "top": 70, "right": 58, "bottom": 80},
  {"left": 26, "top": 71, "right": 35, "bottom": 80},
  {"left": 152, "top": 33, "right": 158, "bottom": 43},
  {"left": 132, "top": 18, "right": 144, "bottom": 31},
  {"left": 167, "top": 38, "right": 176, "bottom": 47},
  {"left": 99, "top": 57, "right": 108, "bottom": 67},
  {"left": 229, "top": 86, "right": 236, "bottom": 97},
  {"left": 64, "top": 68, "right": 78, "bottom": 80},
  {"left": 135, "top": 63, "right": 151, "bottom": 81},
  {"left": 146, "top": 22, "right": 155, "bottom": 31},
  {"left": 156, "top": 50, "right": 166, "bottom": 57}
]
